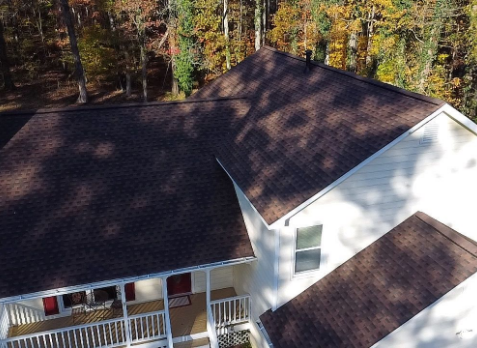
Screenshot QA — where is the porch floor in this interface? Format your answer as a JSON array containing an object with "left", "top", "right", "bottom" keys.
[{"left": 8, "top": 287, "right": 237, "bottom": 339}]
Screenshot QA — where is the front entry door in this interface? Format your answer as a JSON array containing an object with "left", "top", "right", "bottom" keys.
[{"left": 167, "top": 273, "right": 192, "bottom": 297}]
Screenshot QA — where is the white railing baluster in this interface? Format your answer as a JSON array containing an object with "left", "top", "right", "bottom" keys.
[
  {"left": 102, "top": 323, "right": 107, "bottom": 347},
  {"left": 6, "top": 303, "right": 46, "bottom": 327},
  {"left": 48, "top": 332, "right": 54, "bottom": 348},
  {"left": 108, "top": 322, "right": 113, "bottom": 345},
  {"left": 78, "top": 327, "right": 85, "bottom": 348},
  {"left": 121, "top": 320, "right": 126, "bottom": 343},
  {"left": 146, "top": 315, "right": 150, "bottom": 339},
  {"left": 114, "top": 322, "right": 119, "bottom": 344},
  {"left": 3, "top": 311, "right": 166, "bottom": 348},
  {"left": 132, "top": 315, "right": 138, "bottom": 341},
  {"left": 210, "top": 294, "right": 251, "bottom": 334},
  {"left": 94, "top": 325, "right": 100, "bottom": 347},
  {"left": 127, "top": 310, "right": 166, "bottom": 344}
]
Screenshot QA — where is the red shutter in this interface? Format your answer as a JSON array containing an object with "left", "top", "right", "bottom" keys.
[
  {"left": 42, "top": 296, "right": 59, "bottom": 316},
  {"left": 125, "top": 282, "right": 135, "bottom": 302}
]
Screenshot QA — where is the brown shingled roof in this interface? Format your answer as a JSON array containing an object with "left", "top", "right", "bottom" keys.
[
  {"left": 0, "top": 99, "right": 254, "bottom": 299},
  {"left": 198, "top": 47, "right": 446, "bottom": 225},
  {"left": 260, "top": 212, "right": 477, "bottom": 348}
]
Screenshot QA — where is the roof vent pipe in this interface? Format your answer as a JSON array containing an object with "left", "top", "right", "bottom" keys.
[{"left": 304, "top": 50, "right": 313, "bottom": 73}]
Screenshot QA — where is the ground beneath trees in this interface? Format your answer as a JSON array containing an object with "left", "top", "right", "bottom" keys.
[{"left": 0, "top": 58, "right": 176, "bottom": 113}]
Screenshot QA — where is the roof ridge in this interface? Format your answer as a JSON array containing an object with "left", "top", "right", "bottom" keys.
[
  {"left": 415, "top": 212, "right": 477, "bottom": 258},
  {"left": 0, "top": 96, "right": 248, "bottom": 117},
  {"left": 262, "top": 45, "right": 445, "bottom": 107}
]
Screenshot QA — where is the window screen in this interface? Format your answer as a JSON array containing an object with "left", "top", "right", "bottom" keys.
[{"left": 295, "top": 225, "right": 322, "bottom": 273}]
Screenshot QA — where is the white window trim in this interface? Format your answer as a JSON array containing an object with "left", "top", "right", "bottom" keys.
[{"left": 292, "top": 224, "right": 324, "bottom": 279}]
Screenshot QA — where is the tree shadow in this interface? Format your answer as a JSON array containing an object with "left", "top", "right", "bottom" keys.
[
  {"left": 260, "top": 214, "right": 477, "bottom": 348},
  {"left": 0, "top": 98, "right": 255, "bottom": 298},
  {"left": 193, "top": 47, "right": 443, "bottom": 225},
  {"left": 192, "top": 47, "right": 476, "bottom": 347}
]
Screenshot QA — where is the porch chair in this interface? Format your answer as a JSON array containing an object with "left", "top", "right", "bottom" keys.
[{"left": 69, "top": 292, "right": 86, "bottom": 324}]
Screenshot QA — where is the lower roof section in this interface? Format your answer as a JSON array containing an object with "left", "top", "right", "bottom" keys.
[
  {"left": 260, "top": 212, "right": 477, "bottom": 348},
  {"left": 0, "top": 99, "right": 254, "bottom": 299}
]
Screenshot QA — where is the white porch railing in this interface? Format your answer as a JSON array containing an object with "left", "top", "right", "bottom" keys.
[
  {"left": 210, "top": 294, "right": 251, "bottom": 334},
  {"left": 0, "top": 311, "right": 167, "bottom": 348},
  {"left": 0, "top": 305, "right": 9, "bottom": 341},
  {"left": 128, "top": 310, "right": 166, "bottom": 344},
  {"left": 5, "top": 303, "right": 46, "bottom": 326}
]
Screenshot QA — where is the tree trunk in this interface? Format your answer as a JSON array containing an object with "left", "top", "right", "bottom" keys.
[
  {"left": 60, "top": 0, "right": 88, "bottom": 103},
  {"left": 37, "top": 8, "right": 44, "bottom": 43},
  {"left": 262, "top": 0, "right": 266, "bottom": 47},
  {"left": 140, "top": 41, "right": 148, "bottom": 102},
  {"left": 254, "top": 0, "right": 262, "bottom": 51},
  {"left": 417, "top": 0, "right": 445, "bottom": 94},
  {"left": 324, "top": 41, "right": 330, "bottom": 65},
  {"left": 121, "top": 45, "right": 132, "bottom": 97},
  {"left": 0, "top": 20, "right": 15, "bottom": 90},
  {"left": 224, "top": 0, "right": 231, "bottom": 70},
  {"left": 108, "top": 11, "right": 116, "bottom": 32},
  {"left": 126, "top": 73, "right": 131, "bottom": 97},
  {"left": 348, "top": 32, "right": 357, "bottom": 72},
  {"left": 365, "top": 5, "right": 375, "bottom": 68},
  {"left": 168, "top": 28, "right": 180, "bottom": 95},
  {"left": 171, "top": 59, "right": 179, "bottom": 95},
  {"left": 239, "top": 0, "right": 245, "bottom": 60}
]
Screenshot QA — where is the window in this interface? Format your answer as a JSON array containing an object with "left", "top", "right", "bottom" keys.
[
  {"left": 295, "top": 225, "right": 323, "bottom": 274},
  {"left": 62, "top": 291, "right": 86, "bottom": 308},
  {"left": 95, "top": 286, "right": 118, "bottom": 301}
]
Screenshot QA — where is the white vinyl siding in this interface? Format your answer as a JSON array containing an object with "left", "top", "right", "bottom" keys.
[
  {"left": 373, "top": 272, "right": 477, "bottom": 347},
  {"left": 232, "top": 183, "right": 276, "bottom": 319},
  {"left": 132, "top": 278, "right": 163, "bottom": 304},
  {"left": 193, "top": 267, "right": 234, "bottom": 293},
  {"left": 276, "top": 112, "right": 477, "bottom": 307},
  {"left": 294, "top": 225, "right": 322, "bottom": 274},
  {"left": 132, "top": 267, "right": 235, "bottom": 303}
]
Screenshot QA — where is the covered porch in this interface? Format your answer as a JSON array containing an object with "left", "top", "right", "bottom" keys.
[{"left": 0, "top": 265, "right": 252, "bottom": 348}]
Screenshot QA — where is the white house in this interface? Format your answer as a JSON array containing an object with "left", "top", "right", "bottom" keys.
[{"left": 1, "top": 47, "right": 477, "bottom": 348}]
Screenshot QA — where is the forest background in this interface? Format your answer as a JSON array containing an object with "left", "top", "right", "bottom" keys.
[{"left": 1, "top": 0, "right": 477, "bottom": 120}]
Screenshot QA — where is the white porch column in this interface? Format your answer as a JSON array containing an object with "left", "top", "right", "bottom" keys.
[
  {"left": 206, "top": 269, "right": 219, "bottom": 348},
  {"left": 162, "top": 276, "right": 174, "bottom": 348},
  {"left": 119, "top": 283, "right": 132, "bottom": 347}
]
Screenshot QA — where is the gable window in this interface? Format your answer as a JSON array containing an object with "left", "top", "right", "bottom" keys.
[{"left": 295, "top": 225, "right": 323, "bottom": 274}]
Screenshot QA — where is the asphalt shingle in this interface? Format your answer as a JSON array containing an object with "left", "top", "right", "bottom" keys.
[
  {"left": 260, "top": 212, "right": 477, "bottom": 348},
  {"left": 196, "top": 47, "right": 446, "bottom": 225},
  {"left": 0, "top": 98, "right": 254, "bottom": 299}
]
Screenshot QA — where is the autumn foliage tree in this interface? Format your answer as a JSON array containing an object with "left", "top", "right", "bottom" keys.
[{"left": 2, "top": 0, "right": 477, "bottom": 119}]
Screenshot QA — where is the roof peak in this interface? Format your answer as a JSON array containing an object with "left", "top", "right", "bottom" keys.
[{"left": 261, "top": 45, "right": 445, "bottom": 107}]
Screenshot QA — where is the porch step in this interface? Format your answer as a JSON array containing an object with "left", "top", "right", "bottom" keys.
[{"left": 173, "top": 337, "right": 210, "bottom": 348}]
